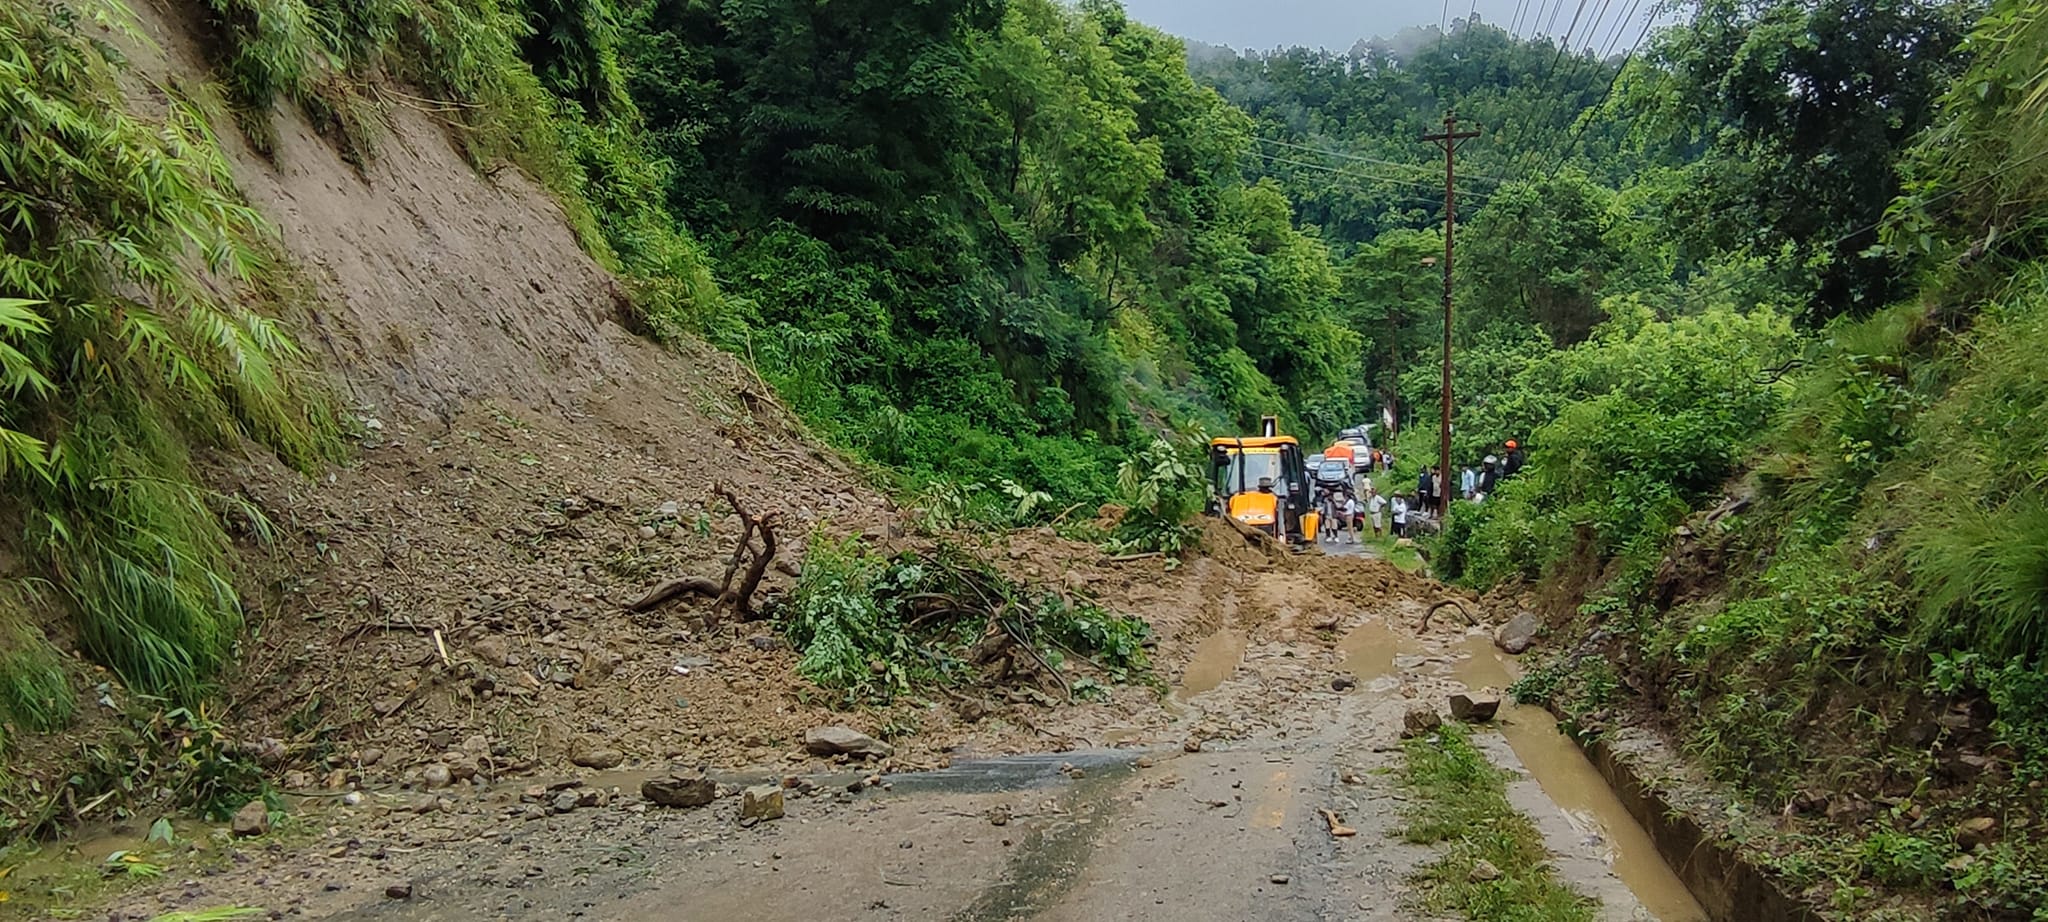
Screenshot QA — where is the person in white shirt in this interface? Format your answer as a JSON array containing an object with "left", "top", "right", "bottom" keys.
[
  {"left": 1461, "top": 464, "right": 1477, "bottom": 500},
  {"left": 1390, "top": 494, "right": 1409, "bottom": 538},
  {"left": 1368, "top": 489, "right": 1387, "bottom": 538}
]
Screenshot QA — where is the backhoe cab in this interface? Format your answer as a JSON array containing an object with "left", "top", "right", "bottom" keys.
[{"left": 1207, "top": 416, "right": 1314, "bottom": 546}]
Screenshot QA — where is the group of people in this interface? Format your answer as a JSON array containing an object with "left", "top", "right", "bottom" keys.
[
  {"left": 1312, "top": 439, "right": 1527, "bottom": 546},
  {"left": 1315, "top": 480, "right": 1408, "bottom": 544},
  {"left": 1422, "top": 439, "right": 1526, "bottom": 510}
]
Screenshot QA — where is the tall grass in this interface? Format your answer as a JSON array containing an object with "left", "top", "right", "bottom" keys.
[
  {"left": 2, "top": 0, "right": 334, "bottom": 705},
  {"left": 1897, "top": 273, "right": 2048, "bottom": 658}
]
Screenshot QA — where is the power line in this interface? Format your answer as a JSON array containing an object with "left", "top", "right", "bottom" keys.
[
  {"left": 1541, "top": 4, "right": 1656, "bottom": 181},
  {"left": 1503, "top": 0, "right": 1647, "bottom": 185},
  {"left": 1674, "top": 144, "right": 2048, "bottom": 309},
  {"left": 1256, "top": 137, "right": 1507, "bottom": 185},
  {"left": 1249, "top": 150, "right": 1493, "bottom": 199},
  {"left": 1526, "top": 0, "right": 1624, "bottom": 172},
  {"left": 1548, "top": 0, "right": 1592, "bottom": 72},
  {"left": 1597, "top": 0, "right": 1646, "bottom": 56},
  {"left": 1576, "top": 0, "right": 1619, "bottom": 54}
]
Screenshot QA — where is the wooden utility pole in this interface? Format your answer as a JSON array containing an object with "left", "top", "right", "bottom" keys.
[{"left": 1422, "top": 112, "right": 1478, "bottom": 518}]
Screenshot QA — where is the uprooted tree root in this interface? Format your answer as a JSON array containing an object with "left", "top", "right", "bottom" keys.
[
  {"left": 1420, "top": 598, "right": 1478, "bottom": 631},
  {"left": 626, "top": 485, "right": 778, "bottom": 622}
]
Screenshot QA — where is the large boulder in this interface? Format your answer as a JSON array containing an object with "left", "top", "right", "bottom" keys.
[
  {"left": 1450, "top": 690, "right": 1502, "bottom": 723},
  {"left": 1495, "top": 611, "right": 1540, "bottom": 655},
  {"left": 1402, "top": 706, "right": 1444, "bottom": 738},
  {"left": 740, "top": 785, "right": 785, "bottom": 823},
  {"left": 642, "top": 775, "right": 718, "bottom": 808},
  {"left": 231, "top": 799, "right": 271, "bottom": 837},
  {"left": 804, "top": 726, "right": 894, "bottom": 760},
  {"left": 570, "top": 741, "right": 625, "bottom": 770}
]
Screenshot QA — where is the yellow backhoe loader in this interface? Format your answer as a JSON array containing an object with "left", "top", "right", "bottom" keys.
[{"left": 1206, "top": 416, "right": 1314, "bottom": 546}]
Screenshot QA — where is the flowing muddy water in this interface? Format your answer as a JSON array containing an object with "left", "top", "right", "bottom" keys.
[
  {"left": 1448, "top": 633, "right": 1707, "bottom": 922},
  {"left": 1332, "top": 618, "right": 1706, "bottom": 922}
]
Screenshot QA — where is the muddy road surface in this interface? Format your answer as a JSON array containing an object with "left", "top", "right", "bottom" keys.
[{"left": 85, "top": 569, "right": 1702, "bottom": 922}]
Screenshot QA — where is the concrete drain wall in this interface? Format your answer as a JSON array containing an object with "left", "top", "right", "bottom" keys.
[{"left": 1579, "top": 736, "right": 1821, "bottom": 922}]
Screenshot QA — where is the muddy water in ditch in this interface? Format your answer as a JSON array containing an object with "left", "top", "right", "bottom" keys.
[{"left": 1449, "top": 634, "right": 1707, "bottom": 922}]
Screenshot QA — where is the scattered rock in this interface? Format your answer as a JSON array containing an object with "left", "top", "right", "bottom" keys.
[
  {"left": 986, "top": 805, "right": 1011, "bottom": 827},
  {"left": 1450, "top": 691, "right": 1501, "bottom": 723},
  {"left": 740, "top": 786, "right": 785, "bottom": 824},
  {"left": 570, "top": 744, "right": 625, "bottom": 770},
  {"left": 642, "top": 775, "right": 718, "bottom": 809},
  {"left": 747, "top": 634, "right": 784, "bottom": 652},
  {"left": 385, "top": 882, "right": 414, "bottom": 900},
  {"left": 244, "top": 737, "right": 287, "bottom": 766},
  {"left": 804, "top": 726, "right": 894, "bottom": 760},
  {"left": 1330, "top": 673, "right": 1358, "bottom": 692},
  {"left": 1182, "top": 738, "right": 1203, "bottom": 753},
  {"left": 1402, "top": 706, "right": 1444, "bottom": 738},
  {"left": 1468, "top": 859, "right": 1501, "bottom": 882},
  {"left": 1269, "top": 873, "right": 1290, "bottom": 885},
  {"left": 1495, "top": 612, "right": 1540, "bottom": 655},
  {"left": 420, "top": 763, "right": 453, "bottom": 789},
  {"left": 1134, "top": 757, "right": 1154, "bottom": 769},
  {"left": 551, "top": 791, "right": 581, "bottom": 814},
  {"left": 230, "top": 800, "right": 270, "bottom": 837},
  {"left": 1957, "top": 816, "right": 2001, "bottom": 850},
  {"left": 471, "top": 636, "right": 512, "bottom": 667}
]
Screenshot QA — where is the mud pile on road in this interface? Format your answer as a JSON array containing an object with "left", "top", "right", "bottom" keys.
[{"left": 219, "top": 405, "right": 1453, "bottom": 791}]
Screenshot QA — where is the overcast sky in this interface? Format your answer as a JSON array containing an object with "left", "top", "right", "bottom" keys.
[{"left": 1117, "top": 0, "right": 1607, "bottom": 53}]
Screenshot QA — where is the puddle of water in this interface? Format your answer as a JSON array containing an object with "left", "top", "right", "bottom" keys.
[
  {"left": 1177, "top": 630, "right": 1247, "bottom": 697},
  {"left": 1452, "top": 635, "right": 1707, "bottom": 922},
  {"left": 1336, "top": 619, "right": 1425, "bottom": 678}
]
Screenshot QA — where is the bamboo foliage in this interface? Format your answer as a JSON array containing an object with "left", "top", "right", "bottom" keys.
[{"left": 1, "top": 0, "right": 332, "bottom": 706}]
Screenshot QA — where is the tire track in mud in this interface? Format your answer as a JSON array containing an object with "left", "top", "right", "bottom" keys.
[{"left": 948, "top": 764, "right": 1138, "bottom": 922}]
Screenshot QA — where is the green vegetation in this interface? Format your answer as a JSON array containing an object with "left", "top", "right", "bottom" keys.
[
  {"left": 1394, "top": 0, "right": 2048, "bottom": 914},
  {"left": 0, "top": 1, "right": 333, "bottom": 714},
  {"left": 16, "top": 0, "right": 2048, "bottom": 909},
  {"left": 1400, "top": 724, "right": 1598, "bottom": 922},
  {"left": 1102, "top": 437, "right": 1206, "bottom": 557},
  {"left": 779, "top": 538, "right": 1150, "bottom": 705}
]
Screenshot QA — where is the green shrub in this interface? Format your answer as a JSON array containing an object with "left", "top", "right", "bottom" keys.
[
  {"left": 1104, "top": 437, "right": 1205, "bottom": 556},
  {"left": 1858, "top": 830, "right": 1952, "bottom": 888},
  {"left": 778, "top": 539, "right": 1151, "bottom": 704}
]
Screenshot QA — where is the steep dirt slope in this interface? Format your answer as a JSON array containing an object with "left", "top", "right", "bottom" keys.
[{"left": 117, "top": 2, "right": 636, "bottom": 420}]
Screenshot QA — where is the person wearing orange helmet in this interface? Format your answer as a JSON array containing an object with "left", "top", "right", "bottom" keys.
[{"left": 1503, "top": 439, "right": 1525, "bottom": 478}]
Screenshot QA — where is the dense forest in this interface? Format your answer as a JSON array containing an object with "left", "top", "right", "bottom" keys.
[{"left": 9, "top": 0, "right": 2048, "bottom": 913}]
